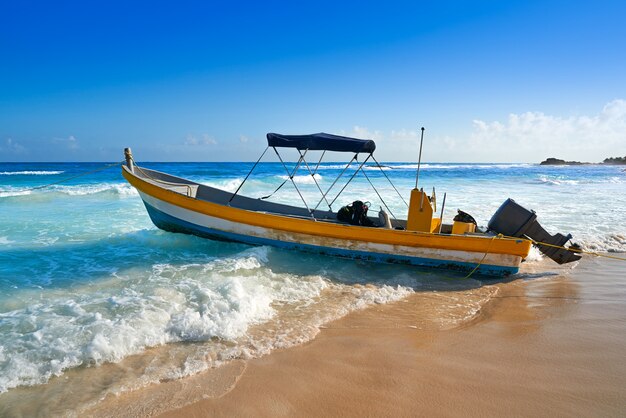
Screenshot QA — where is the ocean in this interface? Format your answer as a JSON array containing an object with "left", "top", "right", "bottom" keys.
[{"left": 1, "top": 161, "right": 625, "bottom": 416}]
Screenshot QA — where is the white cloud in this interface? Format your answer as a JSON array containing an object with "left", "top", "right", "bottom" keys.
[
  {"left": 184, "top": 133, "right": 217, "bottom": 146},
  {"left": 184, "top": 134, "right": 198, "bottom": 146},
  {"left": 52, "top": 135, "right": 79, "bottom": 150},
  {"left": 67, "top": 135, "right": 78, "bottom": 150},
  {"left": 339, "top": 125, "right": 383, "bottom": 141},
  {"left": 239, "top": 135, "right": 249, "bottom": 143},
  {"left": 389, "top": 129, "right": 421, "bottom": 141},
  {"left": 468, "top": 99, "right": 626, "bottom": 162},
  {"left": 201, "top": 134, "right": 217, "bottom": 145},
  {"left": 337, "top": 100, "right": 626, "bottom": 162},
  {"left": 0, "top": 138, "right": 27, "bottom": 154}
]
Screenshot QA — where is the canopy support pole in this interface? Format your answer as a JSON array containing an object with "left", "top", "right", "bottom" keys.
[
  {"left": 359, "top": 165, "right": 398, "bottom": 220},
  {"left": 260, "top": 152, "right": 305, "bottom": 200},
  {"left": 329, "top": 153, "right": 372, "bottom": 208},
  {"left": 313, "top": 154, "right": 358, "bottom": 212},
  {"left": 273, "top": 147, "right": 316, "bottom": 220},
  {"left": 298, "top": 149, "right": 333, "bottom": 211},
  {"left": 371, "top": 155, "right": 408, "bottom": 207},
  {"left": 228, "top": 146, "right": 269, "bottom": 205},
  {"left": 312, "top": 150, "right": 326, "bottom": 175}
]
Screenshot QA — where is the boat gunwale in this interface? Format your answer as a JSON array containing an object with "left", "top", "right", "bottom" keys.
[{"left": 122, "top": 165, "right": 532, "bottom": 258}]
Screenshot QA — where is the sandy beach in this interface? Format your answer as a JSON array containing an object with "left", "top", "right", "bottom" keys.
[{"left": 82, "top": 255, "right": 626, "bottom": 417}]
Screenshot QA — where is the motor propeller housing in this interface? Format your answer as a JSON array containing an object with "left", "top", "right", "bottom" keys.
[{"left": 488, "top": 198, "right": 582, "bottom": 264}]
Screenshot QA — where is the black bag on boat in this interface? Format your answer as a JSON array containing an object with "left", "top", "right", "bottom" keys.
[
  {"left": 337, "top": 200, "right": 375, "bottom": 227},
  {"left": 351, "top": 201, "right": 367, "bottom": 226},
  {"left": 337, "top": 204, "right": 354, "bottom": 223}
]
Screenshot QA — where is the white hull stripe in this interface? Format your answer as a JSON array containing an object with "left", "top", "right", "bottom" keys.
[{"left": 140, "top": 192, "right": 521, "bottom": 275}]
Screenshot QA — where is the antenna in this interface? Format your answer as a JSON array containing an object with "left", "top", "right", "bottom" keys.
[{"left": 414, "top": 127, "right": 425, "bottom": 189}]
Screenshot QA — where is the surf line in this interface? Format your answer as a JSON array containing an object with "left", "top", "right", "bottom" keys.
[{"left": 15, "top": 161, "right": 124, "bottom": 193}]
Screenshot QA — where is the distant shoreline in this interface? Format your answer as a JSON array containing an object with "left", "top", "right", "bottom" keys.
[{"left": 540, "top": 157, "right": 626, "bottom": 165}]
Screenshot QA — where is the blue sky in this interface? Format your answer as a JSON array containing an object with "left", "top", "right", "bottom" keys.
[{"left": 1, "top": 0, "right": 625, "bottom": 162}]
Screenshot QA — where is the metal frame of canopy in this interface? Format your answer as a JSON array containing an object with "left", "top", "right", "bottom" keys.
[{"left": 227, "top": 133, "right": 408, "bottom": 221}]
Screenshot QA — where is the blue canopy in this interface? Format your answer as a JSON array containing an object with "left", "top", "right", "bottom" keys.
[{"left": 266, "top": 132, "right": 376, "bottom": 153}]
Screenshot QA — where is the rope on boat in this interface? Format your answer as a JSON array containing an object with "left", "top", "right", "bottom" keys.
[
  {"left": 14, "top": 161, "right": 124, "bottom": 193},
  {"left": 464, "top": 233, "right": 626, "bottom": 279},
  {"left": 487, "top": 233, "right": 626, "bottom": 263},
  {"left": 526, "top": 238, "right": 626, "bottom": 262},
  {"left": 457, "top": 232, "right": 626, "bottom": 280},
  {"left": 464, "top": 234, "right": 500, "bottom": 279}
]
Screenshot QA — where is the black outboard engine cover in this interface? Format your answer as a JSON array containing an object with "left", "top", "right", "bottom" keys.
[{"left": 488, "top": 198, "right": 582, "bottom": 264}]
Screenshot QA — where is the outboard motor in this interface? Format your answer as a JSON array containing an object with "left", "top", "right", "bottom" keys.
[{"left": 488, "top": 199, "right": 582, "bottom": 264}]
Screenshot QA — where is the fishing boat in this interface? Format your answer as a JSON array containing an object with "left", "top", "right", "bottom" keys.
[{"left": 122, "top": 131, "right": 581, "bottom": 276}]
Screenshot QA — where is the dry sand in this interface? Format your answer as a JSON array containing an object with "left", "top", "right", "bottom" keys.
[{"left": 91, "top": 256, "right": 626, "bottom": 417}]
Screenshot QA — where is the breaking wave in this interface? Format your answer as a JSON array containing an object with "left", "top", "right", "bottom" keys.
[
  {"left": 0, "top": 184, "right": 137, "bottom": 198},
  {"left": 533, "top": 175, "right": 624, "bottom": 186},
  {"left": 314, "top": 163, "right": 533, "bottom": 171},
  {"left": 0, "top": 171, "right": 64, "bottom": 176},
  {"left": 277, "top": 174, "right": 323, "bottom": 184},
  {"left": 578, "top": 234, "right": 626, "bottom": 253},
  {"left": 534, "top": 176, "right": 580, "bottom": 186},
  {"left": 0, "top": 246, "right": 413, "bottom": 394},
  {"left": 52, "top": 184, "right": 138, "bottom": 196},
  {"left": 0, "top": 189, "right": 32, "bottom": 198}
]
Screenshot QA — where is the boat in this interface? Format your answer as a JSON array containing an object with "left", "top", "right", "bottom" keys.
[{"left": 122, "top": 131, "right": 581, "bottom": 277}]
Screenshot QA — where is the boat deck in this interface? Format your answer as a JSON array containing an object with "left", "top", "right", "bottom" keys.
[{"left": 133, "top": 166, "right": 411, "bottom": 229}]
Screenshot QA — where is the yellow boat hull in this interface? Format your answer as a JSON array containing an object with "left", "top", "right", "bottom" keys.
[{"left": 123, "top": 166, "right": 531, "bottom": 276}]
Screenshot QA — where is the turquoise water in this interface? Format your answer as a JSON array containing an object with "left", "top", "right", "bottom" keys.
[{"left": 0, "top": 160, "right": 625, "bottom": 412}]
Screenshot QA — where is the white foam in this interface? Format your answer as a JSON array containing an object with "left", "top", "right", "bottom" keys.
[
  {"left": 277, "top": 174, "right": 322, "bottom": 184},
  {"left": 535, "top": 176, "right": 580, "bottom": 185},
  {"left": 0, "top": 189, "right": 32, "bottom": 197},
  {"left": 578, "top": 234, "right": 626, "bottom": 253},
  {"left": 534, "top": 175, "right": 624, "bottom": 186},
  {"left": 524, "top": 246, "right": 545, "bottom": 262},
  {"left": 0, "top": 171, "right": 64, "bottom": 175},
  {"left": 0, "top": 183, "right": 137, "bottom": 198},
  {"left": 363, "top": 165, "right": 392, "bottom": 171},
  {"left": 0, "top": 247, "right": 320, "bottom": 392},
  {"left": 200, "top": 178, "right": 245, "bottom": 193},
  {"left": 0, "top": 236, "right": 15, "bottom": 245},
  {"left": 53, "top": 184, "right": 138, "bottom": 196},
  {"left": 315, "top": 164, "right": 353, "bottom": 170},
  {"left": 0, "top": 243, "right": 418, "bottom": 395},
  {"left": 371, "top": 163, "right": 533, "bottom": 170},
  {"left": 474, "top": 164, "right": 532, "bottom": 169},
  {"left": 314, "top": 163, "right": 533, "bottom": 171}
]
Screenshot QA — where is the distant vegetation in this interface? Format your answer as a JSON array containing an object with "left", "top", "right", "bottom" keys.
[
  {"left": 540, "top": 158, "right": 587, "bottom": 165},
  {"left": 540, "top": 156, "right": 626, "bottom": 165},
  {"left": 603, "top": 156, "right": 626, "bottom": 164}
]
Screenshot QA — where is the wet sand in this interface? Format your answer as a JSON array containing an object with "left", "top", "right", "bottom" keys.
[{"left": 91, "top": 256, "right": 626, "bottom": 417}]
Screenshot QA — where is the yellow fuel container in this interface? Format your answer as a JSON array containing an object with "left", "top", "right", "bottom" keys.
[{"left": 452, "top": 221, "right": 476, "bottom": 235}]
